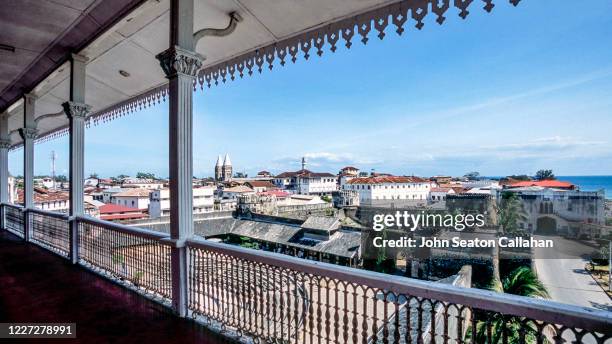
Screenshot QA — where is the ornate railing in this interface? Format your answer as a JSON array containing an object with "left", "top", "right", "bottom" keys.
[
  {"left": 29, "top": 208, "right": 70, "bottom": 257},
  {"left": 3, "top": 203, "right": 24, "bottom": 237},
  {"left": 1, "top": 203, "right": 611, "bottom": 343},
  {"left": 77, "top": 216, "right": 172, "bottom": 301},
  {"left": 186, "top": 238, "right": 612, "bottom": 344}
]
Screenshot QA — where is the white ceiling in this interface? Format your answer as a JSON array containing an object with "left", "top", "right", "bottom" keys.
[{"left": 6, "top": 0, "right": 401, "bottom": 146}]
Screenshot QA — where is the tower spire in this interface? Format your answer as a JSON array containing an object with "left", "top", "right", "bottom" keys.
[{"left": 301, "top": 156, "right": 306, "bottom": 170}]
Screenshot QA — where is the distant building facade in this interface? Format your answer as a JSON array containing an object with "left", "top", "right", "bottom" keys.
[
  {"left": 274, "top": 169, "right": 337, "bottom": 195},
  {"left": 501, "top": 186, "right": 605, "bottom": 236},
  {"left": 343, "top": 176, "right": 433, "bottom": 205},
  {"left": 111, "top": 188, "right": 151, "bottom": 209},
  {"left": 149, "top": 186, "right": 215, "bottom": 218}
]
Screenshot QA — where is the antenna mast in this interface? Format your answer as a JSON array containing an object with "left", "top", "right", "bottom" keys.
[{"left": 50, "top": 151, "right": 57, "bottom": 190}]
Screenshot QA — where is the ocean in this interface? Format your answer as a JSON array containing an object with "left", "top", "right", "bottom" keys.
[{"left": 556, "top": 176, "right": 612, "bottom": 199}]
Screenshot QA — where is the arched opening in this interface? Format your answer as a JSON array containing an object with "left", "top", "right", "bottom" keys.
[{"left": 536, "top": 216, "right": 557, "bottom": 235}]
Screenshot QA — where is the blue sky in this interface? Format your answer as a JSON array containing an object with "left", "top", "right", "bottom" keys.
[{"left": 9, "top": 1, "right": 612, "bottom": 178}]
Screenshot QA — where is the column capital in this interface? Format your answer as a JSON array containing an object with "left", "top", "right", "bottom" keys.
[
  {"left": 70, "top": 53, "right": 89, "bottom": 64},
  {"left": 19, "top": 127, "right": 38, "bottom": 140},
  {"left": 0, "top": 139, "right": 11, "bottom": 149},
  {"left": 23, "top": 93, "right": 38, "bottom": 102},
  {"left": 62, "top": 101, "right": 91, "bottom": 119},
  {"left": 156, "top": 46, "right": 204, "bottom": 78}
]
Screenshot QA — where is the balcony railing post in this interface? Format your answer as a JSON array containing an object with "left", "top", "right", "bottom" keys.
[
  {"left": 69, "top": 217, "right": 79, "bottom": 264},
  {"left": 164, "top": 239, "right": 188, "bottom": 316},
  {"left": 23, "top": 208, "right": 31, "bottom": 242},
  {"left": 0, "top": 203, "right": 4, "bottom": 231}
]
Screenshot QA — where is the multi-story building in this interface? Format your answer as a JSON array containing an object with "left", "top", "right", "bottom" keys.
[
  {"left": 221, "top": 185, "right": 255, "bottom": 200},
  {"left": 111, "top": 188, "right": 151, "bottom": 209},
  {"left": 501, "top": 185, "right": 605, "bottom": 236},
  {"left": 16, "top": 188, "right": 99, "bottom": 216},
  {"left": 274, "top": 169, "right": 337, "bottom": 195},
  {"left": 342, "top": 176, "right": 433, "bottom": 205},
  {"left": 149, "top": 186, "right": 215, "bottom": 218},
  {"left": 102, "top": 188, "right": 123, "bottom": 203},
  {"left": 245, "top": 180, "right": 277, "bottom": 193},
  {"left": 429, "top": 187, "right": 456, "bottom": 202}
]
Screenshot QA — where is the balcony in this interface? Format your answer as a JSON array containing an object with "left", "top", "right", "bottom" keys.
[
  {"left": 1, "top": 203, "right": 611, "bottom": 343},
  {"left": 1, "top": 0, "right": 612, "bottom": 342}
]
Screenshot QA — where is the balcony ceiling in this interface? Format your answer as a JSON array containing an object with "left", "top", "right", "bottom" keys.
[
  {"left": 1, "top": 0, "right": 406, "bottom": 146},
  {"left": 2, "top": 0, "right": 506, "bottom": 147}
]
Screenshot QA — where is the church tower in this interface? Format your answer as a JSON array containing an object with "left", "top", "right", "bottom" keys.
[
  {"left": 214, "top": 155, "right": 223, "bottom": 181},
  {"left": 222, "top": 153, "right": 233, "bottom": 181}
]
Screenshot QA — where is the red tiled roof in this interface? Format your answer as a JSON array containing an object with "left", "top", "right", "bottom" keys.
[
  {"left": 340, "top": 166, "right": 358, "bottom": 171},
  {"left": 100, "top": 213, "right": 148, "bottom": 221},
  {"left": 258, "top": 190, "right": 290, "bottom": 197},
  {"left": 113, "top": 189, "right": 151, "bottom": 197},
  {"left": 347, "top": 176, "right": 429, "bottom": 185},
  {"left": 99, "top": 204, "right": 145, "bottom": 214},
  {"left": 246, "top": 181, "right": 276, "bottom": 188},
  {"left": 17, "top": 189, "right": 69, "bottom": 204},
  {"left": 509, "top": 180, "right": 575, "bottom": 189}
]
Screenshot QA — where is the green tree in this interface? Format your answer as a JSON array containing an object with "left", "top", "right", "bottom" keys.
[
  {"left": 56, "top": 175, "right": 68, "bottom": 182},
  {"left": 464, "top": 171, "right": 480, "bottom": 180},
  {"left": 534, "top": 169, "right": 555, "bottom": 180},
  {"left": 136, "top": 172, "right": 156, "bottom": 180},
  {"left": 498, "top": 192, "right": 523, "bottom": 234},
  {"left": 375, "top": 227, "right": 395, "bottom": 273},
  {"left": 472, "top": 267, "right": 549, "bottom": 343}
]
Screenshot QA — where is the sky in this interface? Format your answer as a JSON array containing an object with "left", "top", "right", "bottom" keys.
[{"left": 8, "top": 1, "right": 612, "bottom": 179}]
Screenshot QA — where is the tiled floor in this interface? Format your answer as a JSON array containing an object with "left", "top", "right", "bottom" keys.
[{"left": 0, "top": 231, "right": 231, "bottom": 343}]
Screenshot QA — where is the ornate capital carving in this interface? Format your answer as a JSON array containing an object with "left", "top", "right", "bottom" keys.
[
  {"left": 62, "top": 101, "right": 91, "bottom": 119},
  {"left": 156, "top": 46, "right": 204, "bottom": 78},
  {"left": 0, "top": 139, "right": 11, "bottom": 149},
  {"left": 19, "top": 127, "right": 38, "bottom": 141}
]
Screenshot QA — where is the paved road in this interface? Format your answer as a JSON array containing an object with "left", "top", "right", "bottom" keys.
[{"left": 533, "top": 236, "right": 611, "bottom": 312}]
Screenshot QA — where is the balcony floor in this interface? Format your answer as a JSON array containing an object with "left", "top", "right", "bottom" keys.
[{"left": 0, "top": 231, "right": 231, "bottom": 343}]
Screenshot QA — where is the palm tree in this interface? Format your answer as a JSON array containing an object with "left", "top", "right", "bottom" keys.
[
  {"left": 499, "top": 266, "right": 549, "bottom": 298},
  {"left": 472, "top": 267, "right": 549, "bottom": 343}
]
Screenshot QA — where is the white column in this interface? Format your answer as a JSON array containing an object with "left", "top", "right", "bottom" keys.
[
  {"left": 20, "top": 94, "right": 38, "bottom": 241},
  {"left": 156, "top": 0, "right": 203, "bottom": 317},
  {"left": 62, "top": 53, "right": 90, "bottom": 264},
  {"left": 0, "top": 112, "right": 10, "bottom": 229}
]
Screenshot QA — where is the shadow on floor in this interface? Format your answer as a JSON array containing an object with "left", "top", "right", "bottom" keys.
[{"left": 0, "top": 231, "right": 233, "bottom": 343}]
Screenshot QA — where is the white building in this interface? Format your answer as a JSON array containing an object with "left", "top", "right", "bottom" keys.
[
  {"left": 121, "top": 178, "right": 164, "bottom": 190},
  {"left": 111, "top": 188, "right": 151, "bottom": 209},
  {"left": 149, "top": 186, "right": 215, "bottom": 218},
  {"left": 274, "top": 169, "right": 337, "bottom": 195},
  {"left": 429, "top": 187, "right": 456, "bottom": 202},
  {"left": 461, "top": 179, "right": 500, "bottom": 190},
  {"left": 342, "top": 176, "right": 433, "bottom": 205},
  {"left": 222, "top": 185, "right": 255, "bottom": 200},
  {"left": 245, "top": 181, "right": 277, "bottom": 193},
  {"left": 501, "top": 186, "right": 606, "bottom": 235},
  {"left": 102, "top": 188, "right": 123, "bottom": 203}
]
